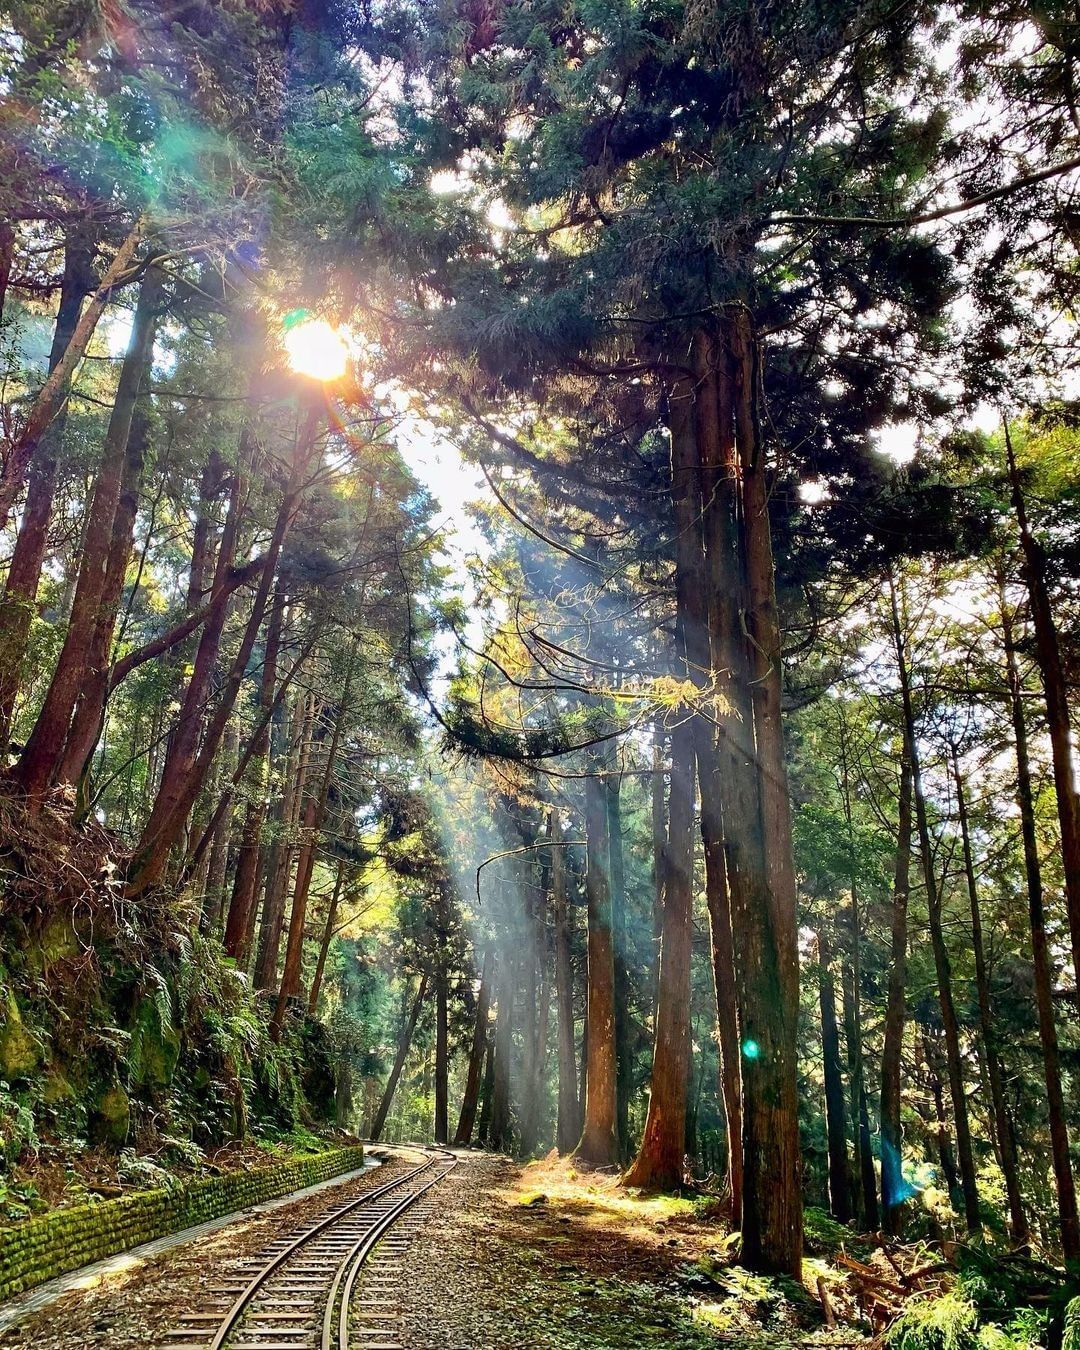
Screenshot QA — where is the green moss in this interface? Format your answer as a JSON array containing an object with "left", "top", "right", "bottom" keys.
[
  {"left": 0, "top": 991, "right": 42, "bottom": 1081},
  {"left": 91, "top": 1084, "right": 130, "bottom": 1147},
  {"left": 41, "top": 1069, "right": 74, "bottom": 1104},
  {"left": 40, "top": 916, "right": 80, "bottom": 965},
  {"left": 0, "top": 1144, "right": 364, "bottom": 1301}
]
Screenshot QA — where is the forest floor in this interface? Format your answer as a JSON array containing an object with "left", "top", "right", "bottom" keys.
[
  {"left": 398, "top": 1152, "right": 866, "bottom": 1348},
  {"left": 0, "top": 1149, "right": 879, "bottom": 1348}
]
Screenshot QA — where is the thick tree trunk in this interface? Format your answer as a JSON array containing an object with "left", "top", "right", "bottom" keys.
[
  {"left": 880, "top": 741, "right": 913, "bottom": 1234},
  {"left": 1005, "top": 430, "right": 1080, "bottom": 999},
  {"left": 952, "top": 746, "right": 1027, "bottom": 1243},
  {"left": 624, "top": 713, "right": 695, "bottom": 1190},
  {"left": 551, "top": 810, "right": 580, "bottom": 1153},
  {"left": 999, "top": 571, "right": 1080, "bottom": 1259},
  {"left": 0, "top": 224, "right": 143, "bottom": 532},
  {"left": 370, "top": 973, "right": 428, "bottom": 1142},
  {"left": 14, "top": 266, "right": 162, "bottom": 803},
  {"left": 723, "top": 318, "right": 803, "bottom": 1274},
  {"left": 454, "top": 946, "right": 494, "bottom": 1146},
  {"left": 0, "top": 227, "right": 95, "bottom": 744},
  {"left": 817, "top": 931, "right": 851, "bottom": 1224},
  {"left": 58, "top": 397, "right": 153, "bottom": 796},
  {"left": 892, "top": 573, "right": 980, "bottom": 1233},
  {"left": 574, "top": 764, "right": 619, "bottom": 1166}
]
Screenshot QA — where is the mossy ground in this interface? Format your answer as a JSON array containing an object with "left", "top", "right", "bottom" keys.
[{"left": 491, "top": 1155, "right": 858, "bottom": 1346}]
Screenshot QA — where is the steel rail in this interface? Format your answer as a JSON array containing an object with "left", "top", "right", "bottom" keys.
[
  {"left": 206, "top": 1151, "right": 436, "bottom": 1350},
  {"left": 319, "top": 1151, "right": 456, "bottom": 1350}
]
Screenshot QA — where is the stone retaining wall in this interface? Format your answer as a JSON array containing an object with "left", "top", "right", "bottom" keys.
[{"left": 0, "top": 1143, "right": 365, "bottom": 1302}]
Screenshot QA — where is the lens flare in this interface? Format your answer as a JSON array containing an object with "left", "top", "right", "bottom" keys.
[
  {"left": 741, "top": 1038, "right": 761, "bottom": 1061},
  {"left": 283, "top": 316, "right": 349, "bottom": 381}
]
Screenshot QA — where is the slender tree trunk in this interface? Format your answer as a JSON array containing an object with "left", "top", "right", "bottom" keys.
[
  {"left": 308, "top": 857, "right": 345, "bottom": 1016},
  {"left": 922, "top": 1032, "right": 961, "bottom": 1201},
  {"left": 0, "top": 223, "right": 143, "bottom": 531},
  {"left": 0, "top": 218, "right": 12, "bottom": 321},
  {"left": 574, "top": 762, "right": 619, "bottom": 1166},
  {"left": 434, "top": 956, "right": 449, "bottom": 1145},
  {"left": 605, "top": 746, "right": 632, "bottom": 1161},
  {"left": 891, "top": 573, "right": 980, "bottom": 1233},
  {"left": 1005, "top": 428, "right": 1080, "bottom": 998},
  {"left": 650, "top": 721, "right": 666, "bottom": 1018},
  {"left": 836, "top": 711, "right": 880, "bottom": 1230},
  {"left": 490, "top": 953, "right": 514, "bottom": 1153},
  {"left": 551, "top": 810, "right": 580, "bottom": 1153},
  {"left": 255, "top": 691, "right": 313, "bottom": 990},
  {"left": 271, "top": 657, "right": 352, "bottom": 1040},
  {"left": 476, "top": 1030, "right": 496, "bottom": 1146},
  {"left": 202, "top": 720, "right": 239, "bottom": 930},
  {"left": 698, "top": 745, "right": 743, "bottom": 1223},
  {"left": 127, "top": 412, "right": 315, "bottom": 894},
  {"left": 999, "top": 570, "right": 1080, "bottom": 1260},
  {"left": 818, "top": 931, "right": 851, "bottom": 1224},
  {"left": 15, "top": 266, "right": 162, "bottom": 803},
  {"left": 624, "top": 713, "right": 695, "bottom": 1190},
  {"left": 370, "top": 973, "right": 428, "bottom": 1142},
  {"left": 880, "top": 738, "right": 913, "bottom": 1234},
  {"left": 223, "top": 589, "right": 285, "bottom": 961},
  {"left": 952, "top": 745, "right": 1028, "bottom": 1243},
  {"left": 455, "top": 947, "right": 494, "bottom": 1145},
  {"left": 0, "top": 227, "right": 94, "bottom": 743}
]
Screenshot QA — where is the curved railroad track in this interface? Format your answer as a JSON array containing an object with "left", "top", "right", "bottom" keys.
[{"left": 159, "top": 1147, "right": 456, "bottom": 1350}]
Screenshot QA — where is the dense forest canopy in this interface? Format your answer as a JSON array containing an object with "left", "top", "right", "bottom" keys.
[{"left": 1, "top": 0, "right": 1080, "bottom": 1341}]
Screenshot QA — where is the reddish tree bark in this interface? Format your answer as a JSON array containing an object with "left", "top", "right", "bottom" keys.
[
  {"left": 574, "top": 764, "right": 618, "bottom": 1166},
  {"left": 0, "top": 224, "right": 143, "bottom": 531},
  {"left": 624, "top": 713, "right": 695, "bottom": 1190},
  {"left": 551, "top": 810, "right": 581, "bottom": 1154},
  {"left": 0, "top": 225, "right": 95, "bottom": 743},
  {"left": 454, "top": 946, "right": 494, "bottom": 1146},
  {"left": 127, "top": 410, "right": 317, "bottom": 894},
  {"left": 14, "top": 265, "right": 163, "bottom": 804},
  {"left": 223, "top": 589, "right": 285, "bottom": 961}
]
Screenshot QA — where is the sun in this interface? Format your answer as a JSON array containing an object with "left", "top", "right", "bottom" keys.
[{"left": 282, "top": 315, "right": 350, "bottom": 381}]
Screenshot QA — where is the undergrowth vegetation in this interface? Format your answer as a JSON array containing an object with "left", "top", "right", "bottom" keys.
[{"left": 0, "top": 804, "right": 342, "bottom": 1220}]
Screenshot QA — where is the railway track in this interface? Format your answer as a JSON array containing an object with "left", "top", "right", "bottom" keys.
[{"left": 157, "top": 1148, "right": 455, "bottom": 1350}]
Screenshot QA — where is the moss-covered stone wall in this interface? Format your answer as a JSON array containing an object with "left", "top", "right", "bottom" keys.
[{"left": 0, "top": 1144, "right": 365, "bottom": 1302}]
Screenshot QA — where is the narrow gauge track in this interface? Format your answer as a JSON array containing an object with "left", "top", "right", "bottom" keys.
[{"left": 159, "top": 1148, "right": 455, "bottom": 1350}]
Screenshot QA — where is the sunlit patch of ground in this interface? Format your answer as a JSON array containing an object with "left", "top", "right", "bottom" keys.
[{"left": 486, "top": 1153, "right": 868, "bottom": 1346}]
